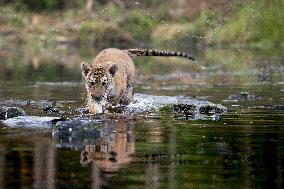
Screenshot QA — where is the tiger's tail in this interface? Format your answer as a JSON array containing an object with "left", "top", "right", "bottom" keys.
[{"left": 125, "top": 48, "right": 195, "bottom": 61}]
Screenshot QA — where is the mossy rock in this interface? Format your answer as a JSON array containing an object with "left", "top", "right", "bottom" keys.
[{"left": 0, "top": 106, "right": 26, "bottom": 120}]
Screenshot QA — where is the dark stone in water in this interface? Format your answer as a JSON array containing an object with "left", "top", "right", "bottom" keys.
[
  {"left": 43, "top": 101, "right": 64, "bottom": 114},
  {"left": 43, "top": 105, "right": 59, "bottom": 114},
  {"left": 0, "top": 99, "right": 66, "bottom": 114},
  {"left": 174, "top": 103, "right": 226, "bottom": 115},
  {"left": 76, "top": 108, "right": 89, "bottom": 114},
  {"left": 52, "top": 120, "right": 101, "bottom": 150},
  {"left": 172, "top": 103, "right": 226, "bottom": 120},
  {"left": 173, "top": 104, "right": 195, "bottom": 115},
  {"left": 0, "top": 106, "right": 26, "bottom": 120},
  {"left": 224, "top": 91, "right": 260, "bottom": 102}
]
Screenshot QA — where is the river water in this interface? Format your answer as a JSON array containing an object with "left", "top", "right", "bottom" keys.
[{"left": 0, "top": 47, "right": 283, "bottom": 188}]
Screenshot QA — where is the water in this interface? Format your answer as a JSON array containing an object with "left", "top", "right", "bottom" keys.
[{"left": 0, "top": 47, "right": 283, "bottom": 188}]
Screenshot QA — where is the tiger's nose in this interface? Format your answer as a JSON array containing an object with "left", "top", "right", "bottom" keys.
[{"left": 92, "top": 95, "right": 102, "bottom": 101}]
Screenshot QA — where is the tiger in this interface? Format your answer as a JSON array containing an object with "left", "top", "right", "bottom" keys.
[
  {"left": 80, "top": 120, "right": 135, "bottom": 171},
  {"left": 81, "top": 48, "right": 195, "bottom": 114}
]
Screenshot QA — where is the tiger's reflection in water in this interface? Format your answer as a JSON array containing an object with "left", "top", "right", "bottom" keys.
[{"left": 80, "top": 119, "right": 135, "bottom": 174}]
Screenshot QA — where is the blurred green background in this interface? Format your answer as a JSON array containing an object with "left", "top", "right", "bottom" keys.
[
  {"left": 0, "top": 0, "right": 283, "bottom": 82},
  {"left": 1, "top": 0, "right": 283, "bottom": 49}
]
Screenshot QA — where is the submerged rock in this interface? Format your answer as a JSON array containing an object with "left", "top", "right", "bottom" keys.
[
  {"left": 0, "top": 106, "right": 26, "bottom": 120},
  {"left": 223, "top": 91, "right": 260, "bottom": 102}
]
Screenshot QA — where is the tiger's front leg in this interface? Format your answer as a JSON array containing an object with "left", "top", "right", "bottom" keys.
[{"left": 119, "top": 84, "right": 133, "bottom": 105}]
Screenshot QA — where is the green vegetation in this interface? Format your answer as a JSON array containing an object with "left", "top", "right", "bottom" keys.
[
  {"left": 121, "top": 10, "right": 157, "bottom": 42},
  {"left": 152, "top": 10, "right": 217, "bottom": 50},
  {"left": 0, "top": 0, "right": 84, "bottom": 11},
  {"left": 0, "top": 0, "right": 283, "bottom": 52},
  {"left": 18, "top": 0, "right": 65, "bottom": 11},
  {"left": 208, "top": 0, "right": 284, "bottom": 49},
  {"left": 0, "top": 0, "right": 282, "bottom": 82}
]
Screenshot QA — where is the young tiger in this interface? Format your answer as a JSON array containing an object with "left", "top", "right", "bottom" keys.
[{"left": 81, "top": 48, "right": 195, "bottom": 114}]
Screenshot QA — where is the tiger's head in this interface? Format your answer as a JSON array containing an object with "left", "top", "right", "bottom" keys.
[{"left": 81, "top": 62, "right": 118, "bottom": 113}]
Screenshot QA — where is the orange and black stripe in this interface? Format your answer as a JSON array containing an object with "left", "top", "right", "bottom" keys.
[{"left": 125, "top": 48, "right": 195, "bottom": 61}]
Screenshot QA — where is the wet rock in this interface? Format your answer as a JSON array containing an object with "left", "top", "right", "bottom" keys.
[
  {"left": 199, "top": 104, "right": 226, "bottom": 114},
  {"left": 3, "top": 116, "right": 65, "bottom": 128},
  {"left": 173, "top": 103, "right": 226, "bottom": 120},
  {"left": 223, "top": 92, "right": 260, "bottom": 102},
  {"left": 76, "top": 107, "right": 89, "bottom": 114},
  {"left": 114, "top": 93, "right": 227, "bottom": 119},
  {"left": 0, "top": 99, "right": 70, "bottom": 116},
  {"left": 43, "top": 102, "right": 62, "bottom": 114},
  {"left": 0, "top": 106, "right": 26, "bottom": 120}
]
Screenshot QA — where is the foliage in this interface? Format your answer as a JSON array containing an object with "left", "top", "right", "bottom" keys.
[
  {"left": 152, "top": 10, "right": 217, "bottom": 50},
  {"left": 78, "top": 19, "right": 134, "bottom": 48},
  {"left": 251, "top": 0, "right": 284, "bottom": 47},
  {"left": 79, "top": 20, "right": 94, "bottom": 41},
  {"left": 0, "top": 0, "right": 86, "bottom": 11},
  {"left": 207, "top": 0, "right": 284, "bottom": 48},
  {"left": 120, "top": 10, "right": 157, "bottom": 42},
  {"left": 0, "top": 0, "right": 283, "bottom": 50}
]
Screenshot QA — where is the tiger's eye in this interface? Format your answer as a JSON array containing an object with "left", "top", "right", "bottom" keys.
[{"left": 102, "top": 81, "right": 106, "bottom": 86}]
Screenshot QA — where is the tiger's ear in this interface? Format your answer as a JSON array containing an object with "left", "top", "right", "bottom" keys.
[
  {"left": 81, "top": 62, "right": 91, "bottom": 77},
  {"left": 109, "top": 65, "right": 118, "bottom": 76}
]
